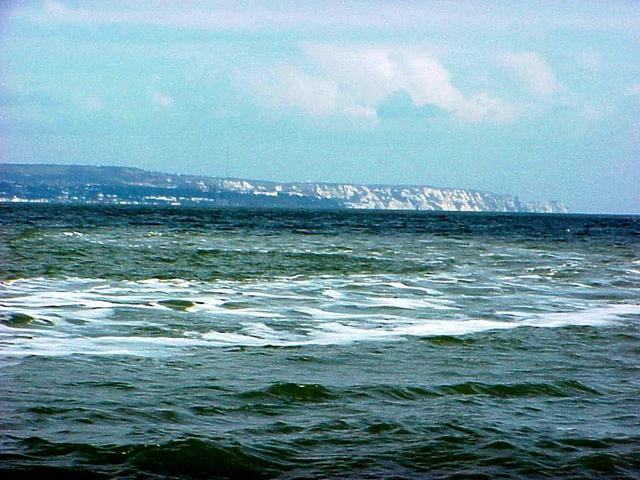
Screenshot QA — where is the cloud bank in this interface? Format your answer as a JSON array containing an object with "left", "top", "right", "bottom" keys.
[
  {"left": 244, "top": 44, "right": 518, "bottom": 122},
  {"left": 38, "top": 1, "right": 640, "bottom": 32},
  {"left": 500, "top": 52, "right": 563, "bottom": 96}
]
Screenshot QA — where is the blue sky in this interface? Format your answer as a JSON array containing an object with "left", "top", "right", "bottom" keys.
[{"left": 1, "top": 1, "right": 639, "bottom": 213}]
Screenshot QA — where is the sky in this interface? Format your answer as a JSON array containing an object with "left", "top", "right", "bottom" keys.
[{"left": 1, "top": 1, "right": 639, "bottom": 213}]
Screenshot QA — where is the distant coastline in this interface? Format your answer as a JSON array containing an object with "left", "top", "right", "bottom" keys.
[{"left": 0, "top": 163, "right": 568, "bottom": 213}]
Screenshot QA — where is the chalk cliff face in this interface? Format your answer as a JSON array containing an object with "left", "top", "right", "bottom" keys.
[
  {"left": 0, "top": 164, "right": 568, "bottom": 213},
  {"left": 217, "top": 179, "right": 567, "bottom": 213}
]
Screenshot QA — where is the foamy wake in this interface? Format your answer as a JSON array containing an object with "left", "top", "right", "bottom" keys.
[{"left": 1, "top": 277, "right": 638, "bottom": 356}]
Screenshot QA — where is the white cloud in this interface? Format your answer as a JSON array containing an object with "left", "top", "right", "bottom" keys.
[
  {"left": 36, "top": 2, "right": 640, "bottom": 32},
  {"left": 576, "top": 52, "right": 602, "bottom": 69},
  {"left": 242, "top": 64, "right": 375, "bottom": 118},
  {"left": 343, "top": 104, "right": 377, "bottom": 119},
  {"left": 147, "top": 75, "right": 173, "bottom": 109},
  {"left": 83, "top": 95, "right": 103, "bottom": 112},
  {"left": 302, "top": 44, "right": 464, "bottom": 111},
  {"left": 456, "top": 92, "right": 520, "bottom": 122},
  {"left": 249, "top": 65, "right": 339, "bottom": 116},
  {"left": 240, "top": 44, "right": 517, "bottom": 122},
  {"left": 258, "top": 43, "right": 518, "bottom": 122},
  {"left": 625, "top": 83, "right": 640, "bottom": 96},
  {"left": 44, "top": 0, "right": 71, "bottom": 16},
  {"left": 150, "top": 89, "right": 173, "bottom": 109},
  {"left": 43, "top": 0, "right": 251, "bottom": 29},
  {"left": 500, "top": 52, "right": 563, "bottom": 96}
]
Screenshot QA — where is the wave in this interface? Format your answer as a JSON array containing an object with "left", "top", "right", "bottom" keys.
[
  {"left": 1, "top": 305, "right": 637, "bottom": 356},
  {"left": 1, "top": 277, "right": 639, "bottom": 355},
  {"left": 239, "top": 382, "right": 336, "bottom": 403},
  {"left": 436, "top": 380, "right": 601, "bottom": 397},
  {"left": 2, "top": 436, "right": 288, "bottom": 479},
  {"left": 5, "top": 429, "right": 638, "bottom": 480},
  {"left": 342, "top": 380, "right": 600, "bottom": 400}
]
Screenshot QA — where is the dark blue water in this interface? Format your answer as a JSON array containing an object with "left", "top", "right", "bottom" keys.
[{"left": 1, "top": 204, "right": 639, "bottom": 478}]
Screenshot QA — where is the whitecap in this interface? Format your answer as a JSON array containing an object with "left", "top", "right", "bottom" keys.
[
  {"left": 322, "top": 289, "right": 342, "bottom": 299},
  {"left": 385, "top": 282, "right": 443, "bottom": 296},
  {"left": 521, "top": 304, "right": 640, "bottom": 328},
  {"left": 366, "top": 297, "right": 457, "bottom": 310}
]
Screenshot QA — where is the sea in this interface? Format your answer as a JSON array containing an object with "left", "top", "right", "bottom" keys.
[{"left": 1, "top": 203, "right": 639, "bottom": 479}]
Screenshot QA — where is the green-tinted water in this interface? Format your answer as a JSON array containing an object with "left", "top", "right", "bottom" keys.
[{"left": 1, "top": 204, "right": 639, "bottom": 478}]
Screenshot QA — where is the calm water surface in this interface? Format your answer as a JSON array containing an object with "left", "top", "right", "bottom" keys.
[{"left": 1, "top": 204, "right": 639, "bottom": 479}]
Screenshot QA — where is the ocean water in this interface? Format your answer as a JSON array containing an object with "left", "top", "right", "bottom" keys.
[{"left": 1, "top": 204, "right": 639, "bottom": 479}]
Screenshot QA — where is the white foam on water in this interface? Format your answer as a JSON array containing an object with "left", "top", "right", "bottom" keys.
[
  {"left": 1, "top": 303, "right": 635, "bottom": 356},
  {"left": 202, "top": 323, "right": 294, "bottom": 346},
  {"left": 2, "top": 277, "right": 639, "bottom": 355},
  {"left": 1, "top": 278, "right": 233, "bottom": 323},
  {"left": 94, "top": 335, "right": 205, "bottom": 347},
  {"left": 0, "top": 306, "right": 61, "bottom": 325},
  {"left": 243, "top": 291, "right": 316, "bottom": 301},
  {"left": 495, "top": 311, "right": 529, "bottom": 318},
  {"left": 521, "top": 304, "right": 640, "bottom": 328},
  {"left": 366, "top": 297, "right": 457, "bottom": 311},
  {"left": 293, "top": 307, "right": 364, "bottom": 319},
  {"left": 427, "top": 274, "right": 460, "bottom": 284},
  {"left": 568, "top": 282, "right": 595, "bottom": 289},
  {"left": 209, "top": 303, "right": 640, "bottom": 347},
  {"left": 0, "top": 334, "right": 206, "bottom": 357},
  {"left": 174, "top": 296, "right": 226, "bottom": 311},
  {"left": 385, "top": 282, "right": 443, "bottom": 296},
  {"left": 1, "top": 291, "right": 120, "bottom": 310},
  {"left": 69, "top": 308, "right": 116, "bottom": 320},
  {"left": 322, "top": 289, "right": 342, "bottom": 299},
  {"left": 223, "top": 308, "right": 285, "bottom": 318},
  {"left": 0, "top": 324, "right": 69, "bottom": 337},
  {"left": 191, "top": 304, "right": 640, "bottom": 348}
]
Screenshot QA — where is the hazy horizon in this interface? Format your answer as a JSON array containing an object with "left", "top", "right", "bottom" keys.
[{"left": 1, "top": 1, "right": 639, "bottom": 214}]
